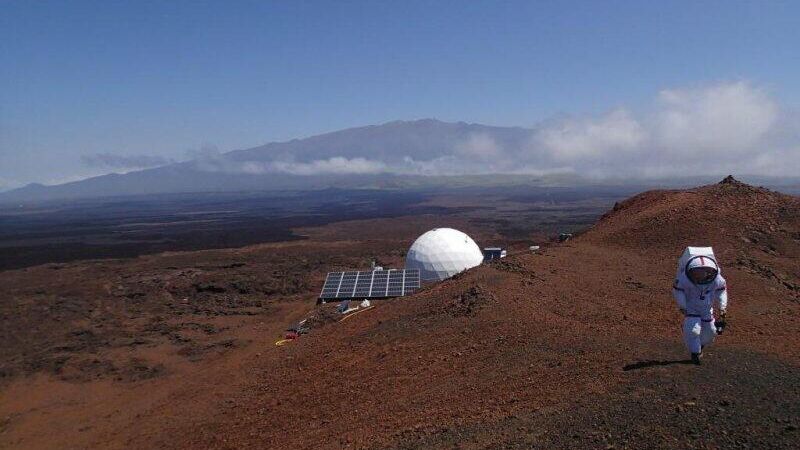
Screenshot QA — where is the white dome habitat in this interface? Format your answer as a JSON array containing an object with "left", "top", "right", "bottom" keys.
[{"left": 405, "top": 228, "right": 484, "bottom": 281}]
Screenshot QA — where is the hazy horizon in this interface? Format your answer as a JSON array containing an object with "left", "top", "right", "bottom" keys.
[{"left": 3, "top": 1, "right": 800, "bottom": 190}]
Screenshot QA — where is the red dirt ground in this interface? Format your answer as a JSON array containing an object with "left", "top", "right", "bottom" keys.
[{"left": 1, "top": 177, "right": 798, "bottom": 449}]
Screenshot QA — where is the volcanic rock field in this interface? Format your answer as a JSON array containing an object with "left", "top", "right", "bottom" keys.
[{"left": 1, "top": 178, "right": 798, "bottom": 449}]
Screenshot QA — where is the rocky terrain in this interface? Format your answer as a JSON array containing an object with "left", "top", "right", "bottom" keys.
[{"left": 1, "top": 177, "right": 798, "bottom": 449}]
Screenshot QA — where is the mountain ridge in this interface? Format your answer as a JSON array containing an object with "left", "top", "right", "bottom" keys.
[
  {"left": 0, "top": 119, "right": 535, "bottom": 203},
  {"left": 3, "top": 119, "right": 800, "bottom": 203}
]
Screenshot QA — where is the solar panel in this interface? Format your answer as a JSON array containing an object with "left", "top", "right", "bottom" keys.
[{"left": 318, "top": 269, "right": 421, "bottom": 301}]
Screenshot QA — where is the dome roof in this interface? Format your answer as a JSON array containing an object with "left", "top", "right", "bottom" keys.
[{"left": 405, "top": 228, "right": 483, "bottom": 281}]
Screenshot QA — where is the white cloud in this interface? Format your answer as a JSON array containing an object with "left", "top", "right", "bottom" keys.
[
  {"left": 262, "top": 157, "right": 387, "bottom": 175},
  {"left": 455, "top": 133, "right": 503, "bottom": 160},
  {"left": 392, "top": 81, "right": 800, "bottom": 178},
  {"left": 521, "top": 80, "right": 795, "bottom": 178},
  {"left": 534, "top": 109, "right": 647, "bottom": 161},
  {"left": 399, "top": 155, "right": 478, "bottom": 176},
  {"left": 191, "top": 81, "right": 798, "bottom": 180},
  {"left": 193, "top": 155, "right": 387, "bottom": 176},
  {"left": 653, "top": 81, "right": 778, "bottom": 155}
]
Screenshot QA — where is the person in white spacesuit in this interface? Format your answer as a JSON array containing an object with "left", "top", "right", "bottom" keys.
[{"left": 672, "top": 247, "right": 728, "bottom": 365}]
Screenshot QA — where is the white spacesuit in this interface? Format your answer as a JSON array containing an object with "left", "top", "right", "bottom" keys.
[{"left": 672, "top": 247, "right": 728, "bottom": 364}]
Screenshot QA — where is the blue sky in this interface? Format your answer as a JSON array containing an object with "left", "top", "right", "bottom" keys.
[{"left": 1, "top": 0, "right": 799, "bottom": 187}]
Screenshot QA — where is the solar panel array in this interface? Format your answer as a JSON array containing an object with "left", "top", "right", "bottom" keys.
[{"left": 319, "top": 269, "right": 421, "bottom": 301}]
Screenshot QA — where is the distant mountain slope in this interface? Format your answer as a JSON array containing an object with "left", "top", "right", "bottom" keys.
[
  {"left": 226, "top": 118, "right": 531, "bottom": 164},
  {"left": 0, "top": 165, "right": 365, "bottom": 203},
  {"left": 0, "top": 120, "right": 535, "bottom": 203},
  {"left": 3, "top": 119, "right": 799, "bottom": 204}
]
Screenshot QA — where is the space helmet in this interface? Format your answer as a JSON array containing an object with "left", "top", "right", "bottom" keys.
[{"left": 685, "top": 255, "right": 719, "bottom": 285}]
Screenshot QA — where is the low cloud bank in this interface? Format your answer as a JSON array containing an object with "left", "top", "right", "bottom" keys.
[
  {"left": 189, "top": 149, "right": 387, "bottom": 176},
  {"left": 196, "top": 81, "right": 799, "bottom": 179},
  {"left": 261, "top": 157, "right": 387, "bottom": 175},
  {"left": 516, "top": 81, "right": 795, "bottom": 178}
]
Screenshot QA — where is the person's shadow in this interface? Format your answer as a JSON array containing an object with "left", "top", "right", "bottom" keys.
[{"left": 623, "top": 359, "right": 694, "bottom": 371}]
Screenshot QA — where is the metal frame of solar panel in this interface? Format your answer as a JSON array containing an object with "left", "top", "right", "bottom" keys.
[{"left": 318, "top": 269, "right": 421, "bottom": 302}]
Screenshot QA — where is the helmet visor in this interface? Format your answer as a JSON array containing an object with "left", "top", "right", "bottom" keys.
[{"left": 688, "top": 266, "right": 718, "bottom": 284}]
